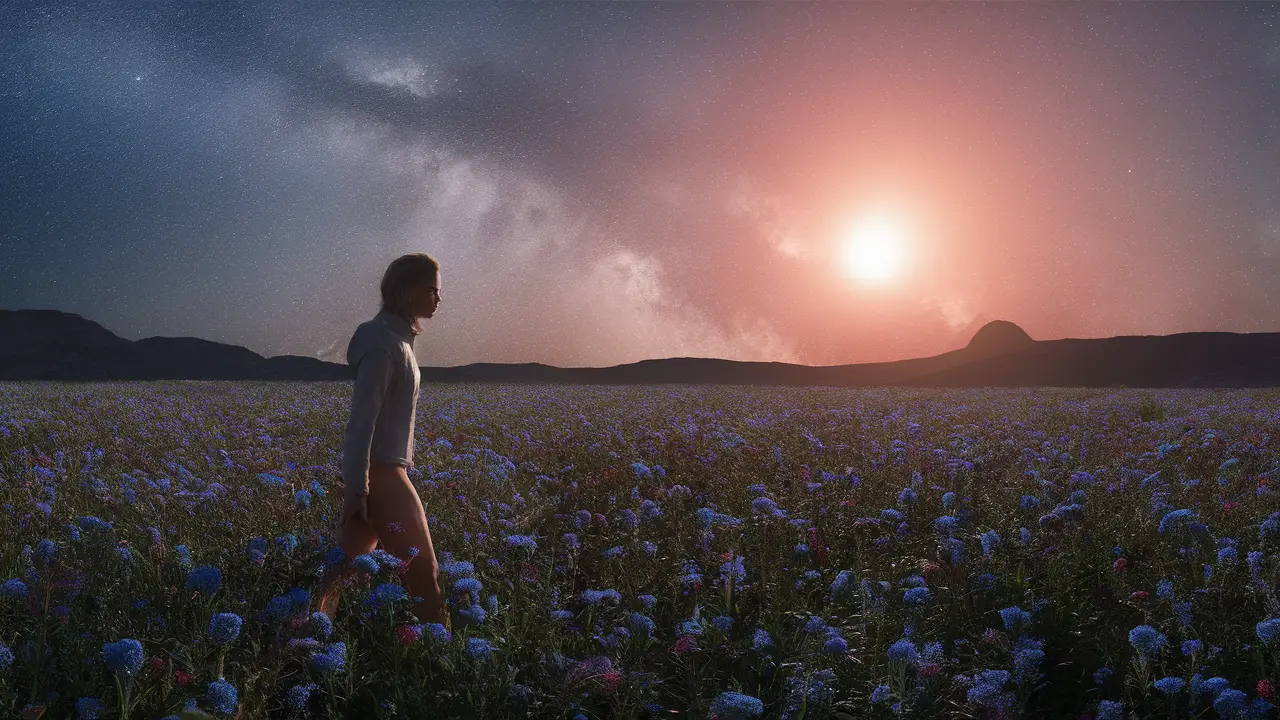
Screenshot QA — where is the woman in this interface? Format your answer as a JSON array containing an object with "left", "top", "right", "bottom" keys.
[{"left": 316, "top": 252, "right": 448, "bottom": 626}]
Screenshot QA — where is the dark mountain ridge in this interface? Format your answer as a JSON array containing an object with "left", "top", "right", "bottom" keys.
[{"left": 2, "top": 309, "right": 1277, "bottom": 387}]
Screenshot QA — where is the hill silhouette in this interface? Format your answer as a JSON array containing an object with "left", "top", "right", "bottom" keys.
[{"left": 1, "top": 310, "right": 1277, "bottom": 387}]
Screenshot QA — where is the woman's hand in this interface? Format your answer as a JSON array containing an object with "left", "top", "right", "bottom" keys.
[{"left": 342, "top": 492, "right": 370, "bottom": 527}]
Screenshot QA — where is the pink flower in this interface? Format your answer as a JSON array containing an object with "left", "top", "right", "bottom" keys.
[{"left": 1113, "top": 557, "right": 1128, "bottom": 573}]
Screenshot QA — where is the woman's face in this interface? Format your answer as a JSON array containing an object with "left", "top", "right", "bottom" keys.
[{"left": 409, "top": 269, "right": 441, "bottom": 320}]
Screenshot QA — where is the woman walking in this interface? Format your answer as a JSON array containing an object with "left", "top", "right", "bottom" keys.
[{"left": 317, "top": 252, "right": 448, "bottom": 626}]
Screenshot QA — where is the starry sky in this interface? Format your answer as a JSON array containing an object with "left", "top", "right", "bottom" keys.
[{"left": 3, "top": 3, "right": 1279, "bottom": 368}]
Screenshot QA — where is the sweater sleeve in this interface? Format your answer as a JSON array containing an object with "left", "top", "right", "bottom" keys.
[{"left": 340, "top": 346, "right": 395, "bottom": 501}]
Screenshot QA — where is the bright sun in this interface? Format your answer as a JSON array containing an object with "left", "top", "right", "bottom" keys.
[{"left": 841, "top": 214, "right": 907, "bottom": 282}]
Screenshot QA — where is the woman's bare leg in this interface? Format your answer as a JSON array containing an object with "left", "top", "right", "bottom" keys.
[
  {"left": 315, "top": 495, "right": 379, "bottom": 619},
  {"left": 366, "top": 463, "right": 447, "bottom": 625}
]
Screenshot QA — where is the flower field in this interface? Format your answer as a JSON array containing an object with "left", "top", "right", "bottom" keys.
[{"left": 2, "top": 382, "right": 1280, "bottom": 719}]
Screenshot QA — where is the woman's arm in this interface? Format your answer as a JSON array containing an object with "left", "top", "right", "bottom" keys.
[{"left": 340, "top": 347, "right": 395, "bottom": 503}]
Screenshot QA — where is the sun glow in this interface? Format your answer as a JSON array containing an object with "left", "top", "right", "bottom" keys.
[{"left": 841, "top": 214, "right": 907, "bottom": 282}]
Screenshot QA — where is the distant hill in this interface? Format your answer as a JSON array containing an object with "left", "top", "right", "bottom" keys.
[{"left": 1, "top": 309, "right": 1278, "bottom": 387}]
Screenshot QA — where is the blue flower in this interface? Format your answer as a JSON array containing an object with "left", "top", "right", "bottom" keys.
[
  {"left": 629, "top": 612, "right": 655, "bottom": 637},
  {"left": 102, "top": 638, "right": 144, "bottom": 679},
  {"left": 466, "top": 637, "right": 494, "bottom": 660},
  {"left": 1, "top": 579, "right": 27, "bottom": 599},
  {"left": 1156, "top": 579, "right": 1174, "bottom": 600},
  {"left": 887, "top": 639, "right": 919, "bottom": 665},
  {"left": 751, "top": 497, "right": 781, "bottom": 516},
  {"left": 999, "top": 606, "right": 1032, "bottom": 631},
  {"left": 1013, "top": 648, "right": 1044, "bottom": 685},
  {"left": 351, "top": 553, "right": 380, "bottom": 574},
  {"left": 1213, "top": 688, "right": 1248, "bottom": 718},
  {"left": 284, "top": 684, "right": 318, "bottom": 713},
  {"left": 1256, "top": 618, "right": 1280, "bottom": 645},
  {"left": 712, "top": 615, "right": 734, "bottom": 632},
  {"left": 1182, "top": 639, "right": 1203, "bottom": 656},
  {"left": 207, "top": 678, "right": 238, "bottom": 715},
  {"left": 366, "top": 583, "right": 408, "bottom": 610},
  {"left": 504, "top": 534, "right": 537, "bottom": 551},
  {"left": 903, "top": 587, "right": 930, "bottom": 605},
  {"left": 452, "top": 577, "right": 483, "bottom": 596},
  {"left": 0, "top": 642, "right": 13, "bottom": 670},
  {"left": 708, "top": 691, "right": 763, "bottom": 720},
  {"left": 966, "top": 669, "right": 1011, "bottom": 707},
  {"left": 897, "top": 488, "right": 918, "bottom": 506},
  {"left": 1096, "top": 700, "right": 1124, "bottom": 720},
  {"left": 257, "top": 472, "right": 287, "bottom": 487},
  {"left": 871, "top": 684, "right": 892, "bottom": 703},
  {"left": 1154, "top": 676, "right": 1186, "bottom": 695},
  {"left": 1020, "top": 495, "right": 1040, "bottom": 510},
  {"left": 185, "top": 566, "right": 222, "bottom": 595},
  {"left": 294, "top": 489, "right": 311, "bottom": 509},
  {"left": 561, "top": 532, "right": 580, "bottom": 550},
  {"left": 425, "top": 623, "right": 451, "bottom": 643},
  {"left": 830, "top": 570, "right": 856, "bottom": 601},
  {"left": 980, "top": 530, "right": 1001, "bottom": 555},
  {"left": 273, "top": 534, "right": 298, "bottom": 555},
  {"left": 208, "top": 613, "right": 242, "bottom": 644},
  {"left": 1158, "top": 508, "right": 1195, "bottom": 533},
  {"left": 75, "top": 698, "right": 101, "bottom": 720},
  {"left": 35, "top": 539, "right": 55, "bottom": 565},
  {"left": 309, "top": 611, "right": 333, "bottom": 639},
  {"left": 582, "top": 588, "right": 622, "bottom": 605},
  {"left": 1173, "top": 601, "right": 1192, "bottom": 628},
  {"left": 823, "top": 635, "right": 848, "bottom": 655},
  {"left": 752, "top": 628, "right": 774, "bottom": 653},
  {"left": 638, "top": 594, "right": 657, "bottom": 609},
  {"left": 1093, "top": 667, "right": 1113, "bottom": 685},
  {"left": 942, "top": 491, "right": 956, "bottom": 509},
  {"left": 310, "top": 642, "right": 347, "bottom": 673},
  {"left": 439, "top": 560, "right": 475, "bottom": 579},
  {"left": 1128, "top": 625, "right": 1167, "bottom": 656}
]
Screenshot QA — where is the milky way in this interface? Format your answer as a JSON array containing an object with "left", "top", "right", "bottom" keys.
[{"left": 3, "top": 3, "right": 1278, "bottom": 366}]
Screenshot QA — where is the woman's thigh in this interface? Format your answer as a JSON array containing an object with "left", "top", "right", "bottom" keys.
[{"left": 367, "top": 463, "right": 433, "bottom": 558}]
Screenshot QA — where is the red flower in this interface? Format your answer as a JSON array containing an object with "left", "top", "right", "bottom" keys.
[
  {"left": 395, "top": 624, "right": 422, "bottom": 647},
  {"left": 1259, "top": 679, "right": 1275, "bottom": 700},
  {"left": 600, "top": 671, "right": 621, "bottom": 693},
  {"left": 149, "top": 657, "right": 166, "bottom": 676},
  {"left": 1129, "top": 591, "right": 1149, "bottom": 601},
  {"left": 1113, "top": 557, "right": 1128, "bottom": 573},
  {"left": 1224, "top": 502, "right": 1242, "bottom": 514},
  {"left": 173, "top": 670, "right": 191, "bottom": 688},
  {"left": 923, "top": 562, "right": 943, "bottom": 576},
  {"left": 672, "top": 636, "right": 698, "bottom": 653},
  {"left": 919, "top": 662, "right": 942, "bottom": 678}
]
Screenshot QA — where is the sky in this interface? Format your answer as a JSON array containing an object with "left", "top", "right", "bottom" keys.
[{"left": 3, "top": 2, "right": 1279, "bottom": 368}]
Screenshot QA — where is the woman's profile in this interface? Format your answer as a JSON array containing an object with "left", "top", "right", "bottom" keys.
[{"left": 316, "top": 252, "right": 448, "bottom": 626}]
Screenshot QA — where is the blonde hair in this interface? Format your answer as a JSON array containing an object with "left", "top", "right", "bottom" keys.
[{"left": 380, "top": 252, "right": 439, "bottom": 334}]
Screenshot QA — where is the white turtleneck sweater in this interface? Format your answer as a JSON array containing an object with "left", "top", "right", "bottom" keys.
[{"left": 339, "top": 309, "right": 421, "bottom": 501}]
